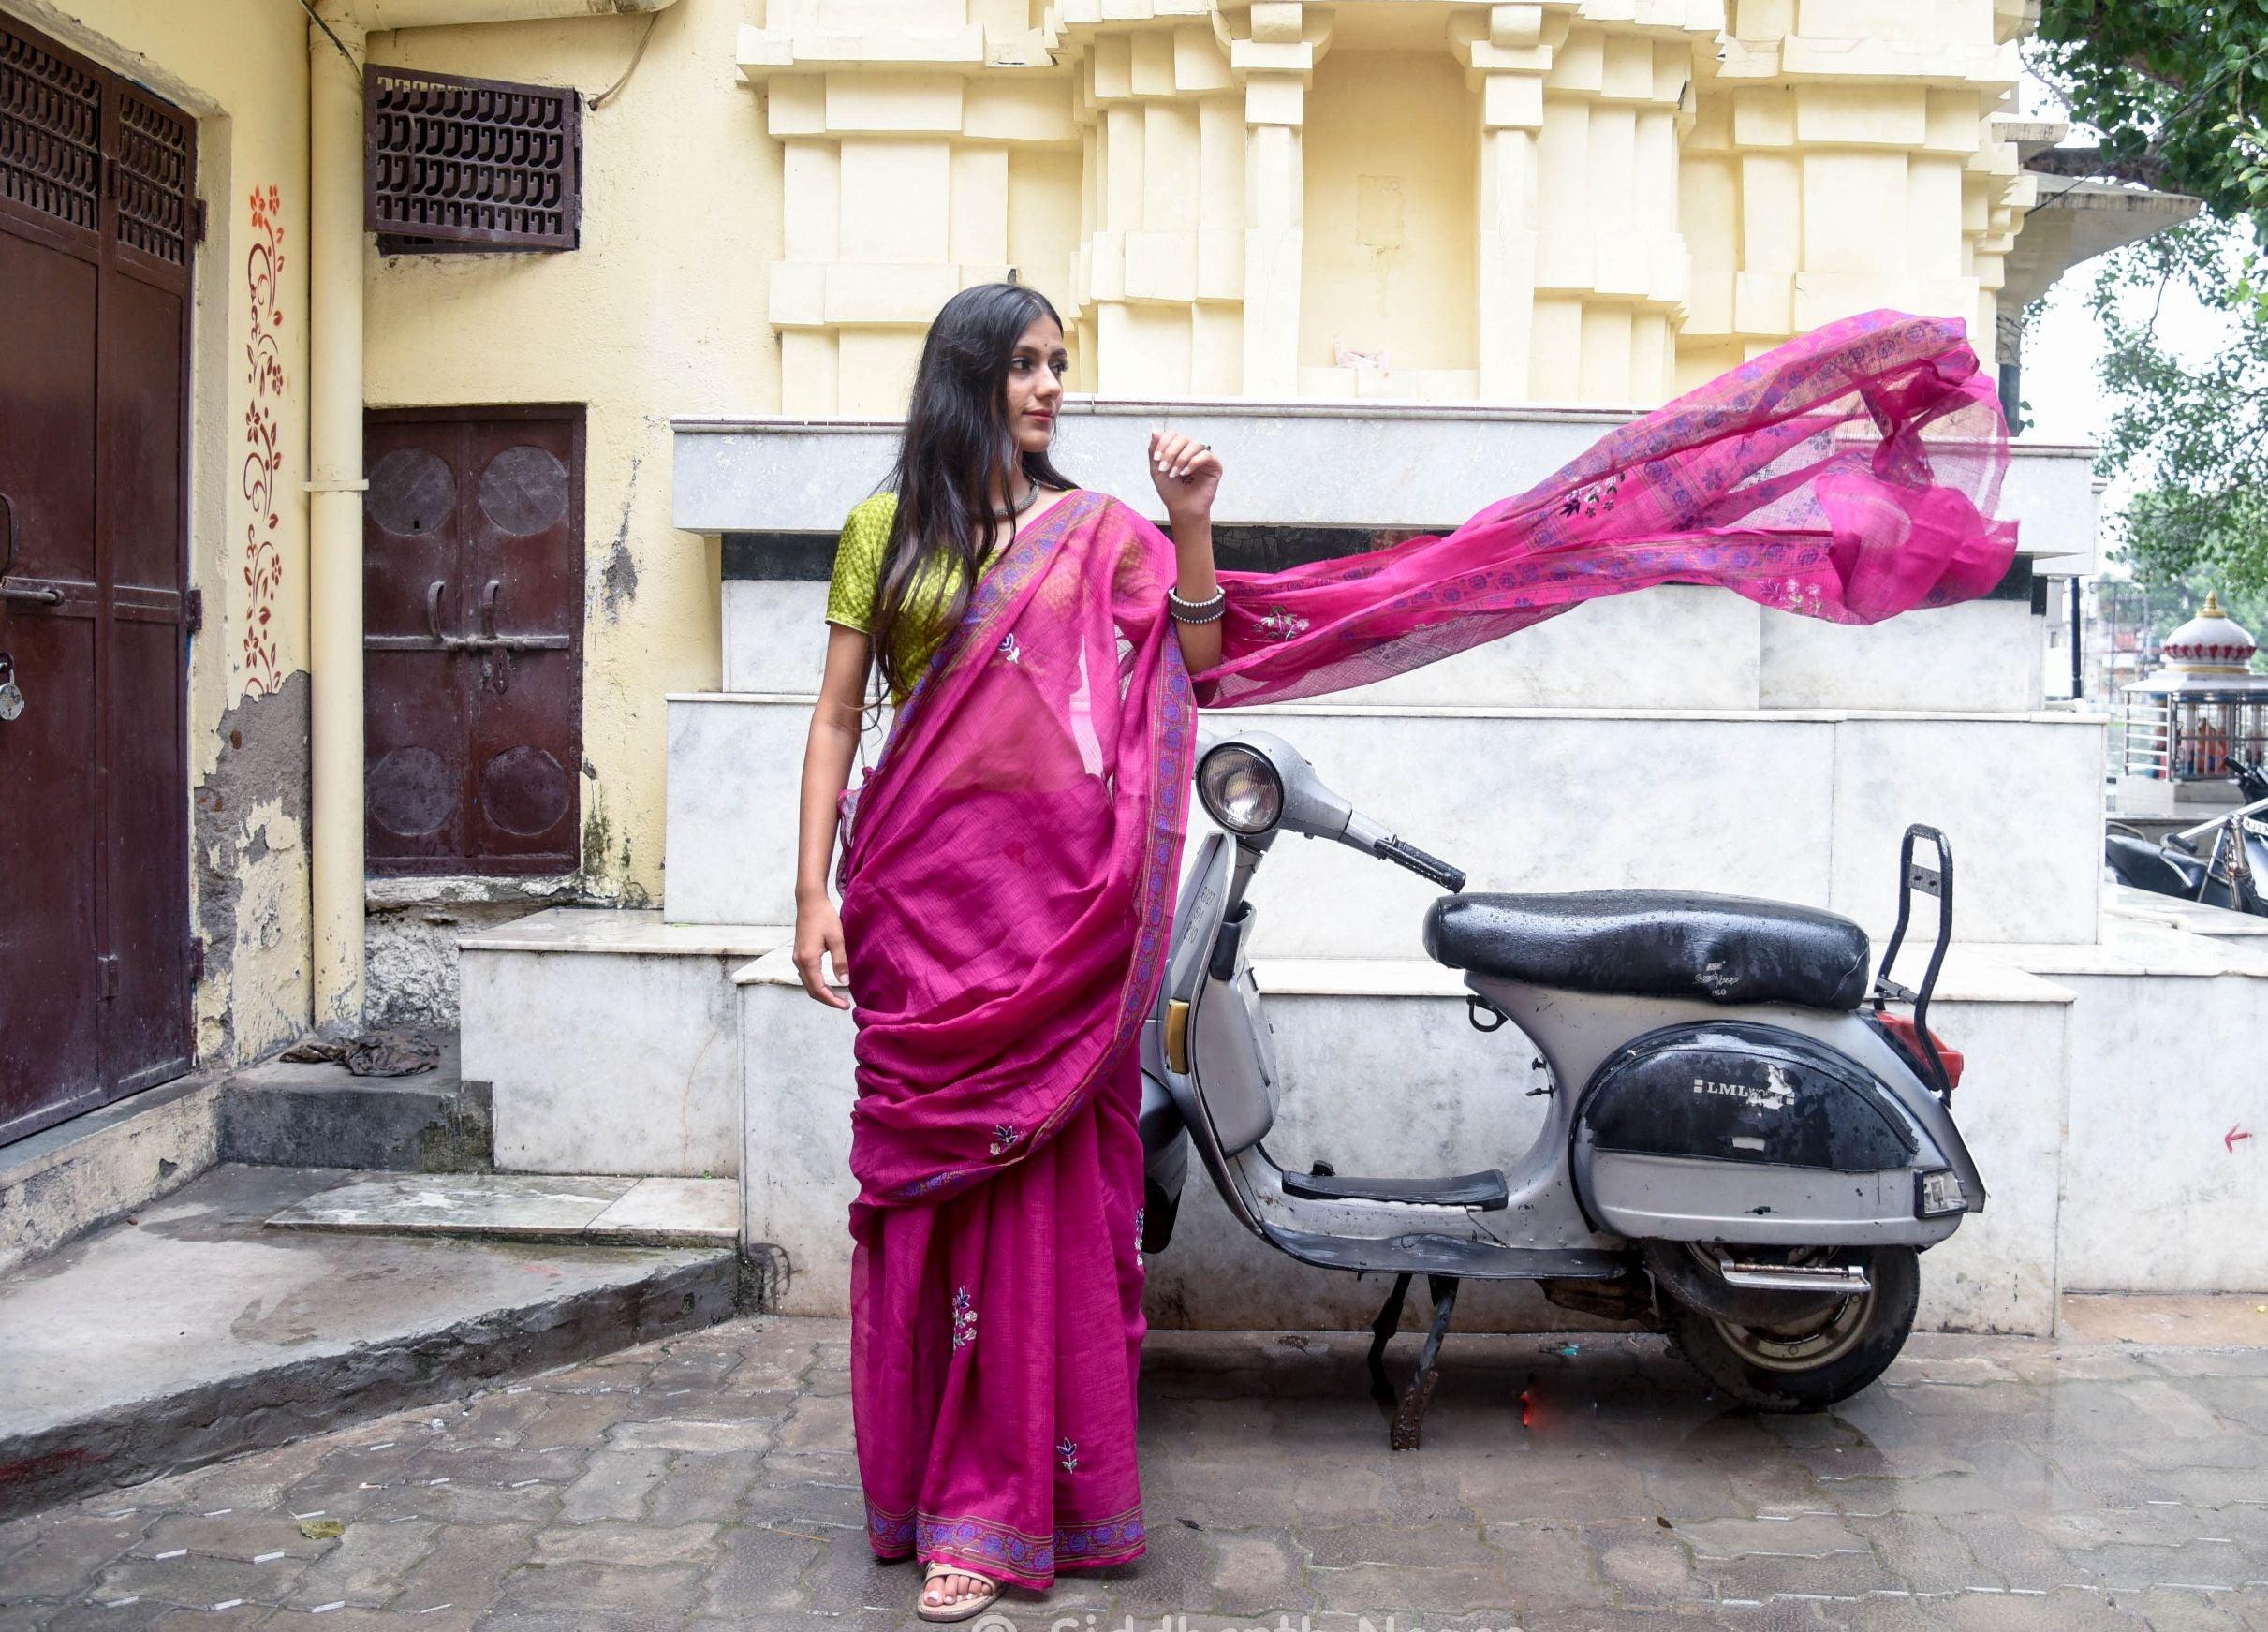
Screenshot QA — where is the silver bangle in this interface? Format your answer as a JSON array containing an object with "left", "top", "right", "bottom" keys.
[{"left": 1167, "top": 586, "right": 1227, "bottom": 625}]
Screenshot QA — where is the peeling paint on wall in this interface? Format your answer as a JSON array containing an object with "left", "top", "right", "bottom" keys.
[
  {"left": 599, "top": 452, "right": 641, "bottom": 621},
  {"left": 193, "top": 671, "right": 311, "bottom": 1063}
]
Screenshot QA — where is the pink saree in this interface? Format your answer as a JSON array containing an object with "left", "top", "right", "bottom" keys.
[{"left": 837, "top": 311, "right": 2014, "bottom": 1589}]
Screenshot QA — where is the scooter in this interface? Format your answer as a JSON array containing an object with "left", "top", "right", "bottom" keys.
[
  {"left": 2105, "top": 753, "right": 2268, "bottom": 917},
  {"left": 1138, "top": 730, "right": 1985, "bottom": 1445}
]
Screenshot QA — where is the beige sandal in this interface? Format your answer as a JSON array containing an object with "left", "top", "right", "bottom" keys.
[{"left": 916, "top": 1559, "right": 1001, "bottom": 1623}]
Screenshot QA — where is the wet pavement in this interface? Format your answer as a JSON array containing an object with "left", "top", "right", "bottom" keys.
[{"left": 4, "top": 1310, "right": 2267, "bottom": 1630}]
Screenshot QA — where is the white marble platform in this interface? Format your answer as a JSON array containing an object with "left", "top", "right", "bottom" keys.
[
  {"left": 727, "top": 578, "right": 2044, "bottom": 714},
  {"left": 730, "top": 946, "right": 2078, "bottom": 1335},
  {"left": 663, "top": 694, "right": 2110, "bottom": 948},
  {"left": 2105, "top": 886, "right": 2268, "bottom": 956},
  {"left": 266, "top": 1171, "right": 740, "bottom": 1247},
  {"left": 674, "top": 406, "right": 2103, "bottom": 567},
  {"left": 459, "top": 908, "right": 788, "bottom": 1180}
]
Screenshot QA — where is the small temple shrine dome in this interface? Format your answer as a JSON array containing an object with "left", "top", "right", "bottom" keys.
[
  {"left": 2159, "top": 593, "right": 2260, "bottom": 672},
  {"left": 2117, "top": 592, "right": 2268, "bottom": 801}
]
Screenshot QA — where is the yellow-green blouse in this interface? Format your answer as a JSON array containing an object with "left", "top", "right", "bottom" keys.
[{"left": 825, "top": 493, "right": 1003, "bottom": 702}]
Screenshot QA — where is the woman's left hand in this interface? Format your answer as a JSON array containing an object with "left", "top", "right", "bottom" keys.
[{"left": 1149, "top": 429, "right": 1221, "bottom": 522}]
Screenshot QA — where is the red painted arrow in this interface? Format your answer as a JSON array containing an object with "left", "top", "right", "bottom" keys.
[{"left": 2228, "top": 1125, "right": 2253, "bottom": 1153}]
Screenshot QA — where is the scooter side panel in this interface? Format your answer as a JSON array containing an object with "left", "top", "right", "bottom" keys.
[
  {"left": 1583, "top": 1152, "right": 1962, "bottom": 1246},
  {"left": 1581, "top": 1022, "right": 1919, "bottom": 1173},
  {"left": 1472, "top": 978, "right": 1981, "bottom": 1243}
]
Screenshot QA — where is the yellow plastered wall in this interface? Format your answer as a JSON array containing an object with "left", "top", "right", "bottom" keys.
[
  {"left": 352, "top": 0, "right": 2034, "bottom": 914},
  {"left": 365, "top": 0, "right": 778, "bottom": 907},
  {"left": 1683, "top": 0, "right": 2031, "bottom": 389},
  {"left": 12, "top": 0, "right": 315, "bottom": 1064},
  {"left": 1298, "top": 51, "right": 1478, "bottom": 399}
]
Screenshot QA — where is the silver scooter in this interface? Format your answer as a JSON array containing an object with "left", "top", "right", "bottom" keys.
[{"left": 1138, "top": 731, "right": 1985, "bottom": 1445}]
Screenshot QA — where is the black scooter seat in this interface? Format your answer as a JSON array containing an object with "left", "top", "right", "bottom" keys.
[{"left": 1424, "top": 889, "right": 1871, "bottom": 1011}]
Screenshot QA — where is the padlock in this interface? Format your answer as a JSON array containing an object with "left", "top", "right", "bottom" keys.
[{"left": 0, "top": 653, "right": 22, "bottom": 723}]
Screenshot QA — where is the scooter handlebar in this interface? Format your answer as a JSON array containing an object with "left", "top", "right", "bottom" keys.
[{"left": 1376, "top": 835, "right": 1466, "bottom": 894}]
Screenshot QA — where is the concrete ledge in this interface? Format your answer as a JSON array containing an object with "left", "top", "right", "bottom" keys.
[
  {"left": 0, "top": 1076, "right": 222, "bottom": 1278},
  {"left": 0, "top": 1166, "right": 743, "bottom": 1522},
  {"left": 218, "top": 1042, "right": 491, "bottom": 1174}
]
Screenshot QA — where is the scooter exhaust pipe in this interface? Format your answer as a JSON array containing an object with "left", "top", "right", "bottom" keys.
[{"left": 1714, "top": 1256, "right": 1873, "bottom": 1295}]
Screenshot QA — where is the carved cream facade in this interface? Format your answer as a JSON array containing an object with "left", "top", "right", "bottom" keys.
[{"left": 739, "top": 0, "right": 2040, "bottom": 413}]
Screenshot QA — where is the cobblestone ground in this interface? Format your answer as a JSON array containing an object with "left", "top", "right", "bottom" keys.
[{"left": 5, "top": 1316, "right": 2268, "bottom": 1631}]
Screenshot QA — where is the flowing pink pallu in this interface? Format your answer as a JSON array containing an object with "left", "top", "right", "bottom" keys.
[{"left": 836, "top": 311, "right": 2016, "bottom": 1589}]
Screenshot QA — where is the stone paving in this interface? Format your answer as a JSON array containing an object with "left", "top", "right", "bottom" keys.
[{"left": 4, "top": 1315, "right": 2267, "bottom": 1631}]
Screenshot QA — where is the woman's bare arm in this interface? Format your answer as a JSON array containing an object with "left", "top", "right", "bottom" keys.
[
  {"left": 1149, "top": 429, "right": 1225, "bottom": 674},
  {"left": 792, "top": 625, "right": 873, "bottom": 1007}
]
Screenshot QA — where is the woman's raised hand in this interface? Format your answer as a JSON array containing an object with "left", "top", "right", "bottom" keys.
[
  {"left": 793, "top": 894, "right": 852, "bottom": 1009},
  {"left": 1149, "top": 428, "right": 1221, "bottom": 522}
]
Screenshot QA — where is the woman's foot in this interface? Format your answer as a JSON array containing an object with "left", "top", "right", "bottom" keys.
[{"left": 917, "top": 1561, "right": 1001, "bottom": 1622}]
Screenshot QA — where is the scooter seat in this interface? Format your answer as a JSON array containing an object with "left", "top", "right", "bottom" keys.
[
  {"left": 1423, "top": 890, "right": 1871, "bottom": 1010},
  {"left": 2105, "top": 831, "right": 2203, "bottom": 897}
]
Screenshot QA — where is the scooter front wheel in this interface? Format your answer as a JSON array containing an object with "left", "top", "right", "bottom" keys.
[{"left": 1665, "top": 1245, "right": 1919, "bottom": 1412}]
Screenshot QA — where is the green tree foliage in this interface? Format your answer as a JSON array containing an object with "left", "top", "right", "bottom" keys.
[
  {"left": 2030, "top": 1, "right": 2268, "bottom": 228},
  {"left": 2028, "top": 6, "right": 2268, "bottom": 591},
  {"left": 2085, "top": 223, "right": 2268, "bottom": 593}
]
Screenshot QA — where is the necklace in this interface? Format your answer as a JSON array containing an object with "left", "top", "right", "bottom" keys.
[{"left": 988, "top": 481, "right": 1040, "bottom": 522}]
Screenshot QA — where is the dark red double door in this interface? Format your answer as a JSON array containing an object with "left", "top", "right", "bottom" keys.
[
  {"left": 0, "top": 17, "right": 198, "bottom": 1144},
  {"left": 363, "top": 410, "right": 584, "bottom": 875}
]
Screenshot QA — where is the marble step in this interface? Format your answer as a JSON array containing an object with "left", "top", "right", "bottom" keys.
[
  {"left": 665, "top": 693, "right": 2111, "bottom": 948},
  {"left": 266, "top": 1171, "right": 741, "bottom": 1248},
  {"left": 458, "top": 910, "right": 787, "bottom": 1179},
  {"left": 725, "top": 578, "right": 2046, "bottom": 714}
]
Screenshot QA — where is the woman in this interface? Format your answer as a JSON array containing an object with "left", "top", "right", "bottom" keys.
[
  {"left": 793, "top": 282, "right": 2016, "bottom": 1620},
  {"left": 793, "top": 281, "right": 1221, "bottom": 1619}
]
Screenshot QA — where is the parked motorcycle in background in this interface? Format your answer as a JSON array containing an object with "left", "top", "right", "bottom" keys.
[
  {"left": 2104, "top": 752, "right": 2268, "bottom": 918},
  {"left": 1139, "top": 731, "right": 1985, "bottom": 1445}
]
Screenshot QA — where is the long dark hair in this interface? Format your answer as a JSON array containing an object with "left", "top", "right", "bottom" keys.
[{"left": 870, "top": 281, "right": 1076, "bottom": 699}]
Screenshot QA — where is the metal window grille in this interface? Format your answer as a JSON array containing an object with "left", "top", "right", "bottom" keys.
[
  {"left": 365, "top": 65, "right": 580, "bottom": 253},
  {"left": 0, "top": 20, "right": 103, "bottom": 233},
  {"left": 115, "top": 86, "right": 192, "bottom": 265}
]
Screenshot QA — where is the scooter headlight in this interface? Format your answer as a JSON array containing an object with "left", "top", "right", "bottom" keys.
[{"left": 1198, "top": 743, "right": 1284, "bottom": 834}]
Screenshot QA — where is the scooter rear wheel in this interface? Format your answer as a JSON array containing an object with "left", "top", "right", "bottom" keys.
[{"left": 1666, "top": 1245, "right": 1919, "bottom": 1412}]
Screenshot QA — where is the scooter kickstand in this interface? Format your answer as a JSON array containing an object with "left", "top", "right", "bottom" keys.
[
  {"left": 1366, "top": 1273, "right": 1413, "bottom": 1407},
  {"left": 1384, "top": 1274, "right": 1462, "bottom": 1451}
]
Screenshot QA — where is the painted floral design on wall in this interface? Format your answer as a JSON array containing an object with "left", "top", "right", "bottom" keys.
[{"left": 242, "top": 184, "right": 286, "bottom": 697}]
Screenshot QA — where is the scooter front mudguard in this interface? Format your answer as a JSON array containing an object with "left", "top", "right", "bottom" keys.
[{"left": 1137, "top": 829, "right": 1236, "bottom": 1256}]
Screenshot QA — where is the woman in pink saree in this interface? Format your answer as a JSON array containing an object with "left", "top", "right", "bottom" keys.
[{"left": 793, "top": 284, "right": 2015, "bottom": 1619}]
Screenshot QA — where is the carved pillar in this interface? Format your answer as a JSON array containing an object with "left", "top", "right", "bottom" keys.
[
  {"left": 1224, "top": 1, "right": 1328, "bottom": 398},
  {"left": 1454, "top": 5, "right": 1552, "bottom": 401}
]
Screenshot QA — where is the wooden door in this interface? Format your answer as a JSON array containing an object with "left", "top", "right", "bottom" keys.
[
  {"left": 364, "top": 410, "right": 583, "bottom": 875},
  {"left": 0, "top": 18, "right": 197, "bottom": 1145}
]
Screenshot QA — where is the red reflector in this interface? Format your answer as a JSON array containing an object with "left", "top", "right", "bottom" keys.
[{"left": 1875, "top": 1013, "right": 1965, "bottom": 1090}]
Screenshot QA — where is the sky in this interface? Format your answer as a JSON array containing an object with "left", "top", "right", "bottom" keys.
[{"left": 2011, "top": 72, "right": 2231, "bottom": 493}]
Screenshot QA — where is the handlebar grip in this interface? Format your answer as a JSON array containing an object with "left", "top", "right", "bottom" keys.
[{"left": 1377, "top": 836, "right": 1465, "bottom": 893}]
